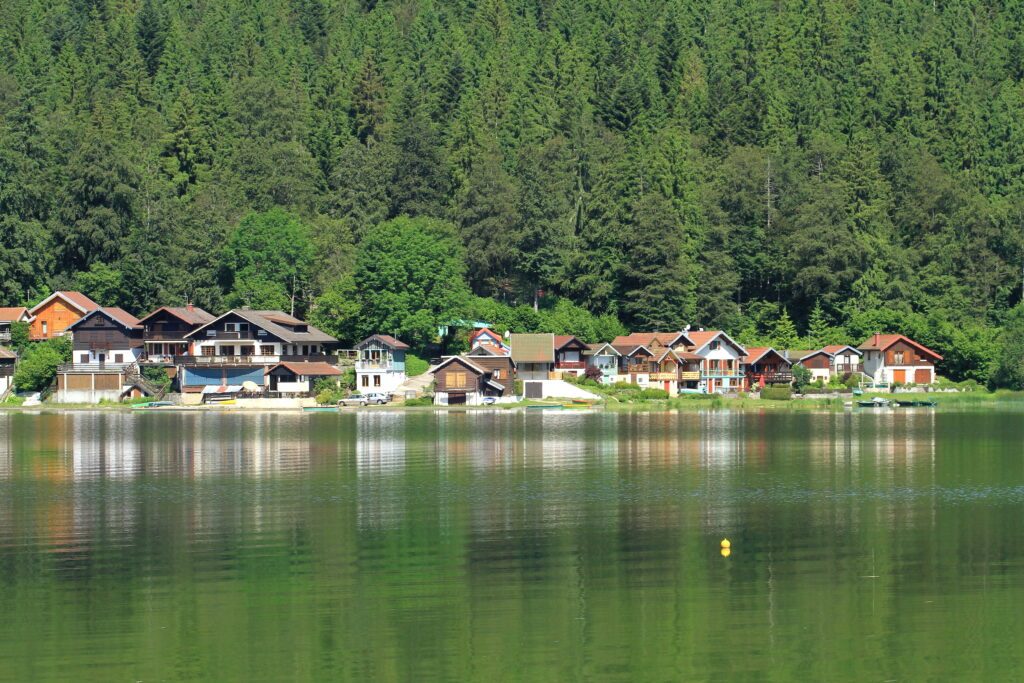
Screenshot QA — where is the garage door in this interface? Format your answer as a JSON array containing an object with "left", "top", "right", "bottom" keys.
[
  {"left": 893, "top": 369, "right": 906, "bottom": 384},
  {"left": 524, "top": 381, "right": 543, "bottom": 399},
  {"left": 448, "top": 392, "right": 467, "bottom": 405},
  {"left": 914, "top": 368, "right": 931, "bottom": 384}
]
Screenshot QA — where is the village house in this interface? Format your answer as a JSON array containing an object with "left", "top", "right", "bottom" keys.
[
  {"left": 859, "top": 333, "right": 942, "bottom": 385},
  {"left": 610, "top": 331, "right": 702, "bottom": 393},
  {"left": 138, "top": 305, "right": 216, "bottom": 362},
  {"left": 0, "top": 307, "right": 32, "bottom": 343},
  {"left": 266, "top": 361, "right": 342, "bottom": 396},
  {"left": 28, "top": 291, "right": 99, "bottom": 340},
  {"left": 793, "top": 345, "right": 863, "bottom": 383},
  {"left": 686, "top": 330, "right": 748, "bottom": 394},
  {"left": 178, "top": 309, "right": 338, "bottom": 398},
  {"left": 468, "top": 328, "right": 509, "bottom": 355},
  {"left": 55, "top": 307, "right": 154, "bottom": 403},
  {"left": 66, "top": 307, "right": 145, "bottom": 366},
  {"left": 741, "top": 347, "right": 793, "bottom": 389},
  {"left": 431, "top": 353, "right": 516, "bottom": 405},
  {"left": 584, "top": 343, "right": 622, "bottom": 383},
  {"left": 0, "top": 347, "right": 16, "bottom": 397},
  {"left": 354, "top": 334, "right": 409, "bottom": 393},
  {"left": 509, "top": 333, "right": 589, "bottom": 380}
]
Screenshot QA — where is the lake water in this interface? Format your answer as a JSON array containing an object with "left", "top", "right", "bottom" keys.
[{"left": 1, "top": 409, "right": 1023, "bottom": 681}]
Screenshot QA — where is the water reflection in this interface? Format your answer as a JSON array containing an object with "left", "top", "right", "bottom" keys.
[{"left": 1, "top": 409, "right": 1024, "bottom": 681}]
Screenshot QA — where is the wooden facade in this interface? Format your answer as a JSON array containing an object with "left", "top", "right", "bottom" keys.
[
  {"left": 28, "top": 291, "right": 98, "bottom": 340},
  {"left": 69, "top": 308, "right": 144, "bottom": 365},
  {"left": 433, "top": 355, "right": 513, "bottom": 404}
]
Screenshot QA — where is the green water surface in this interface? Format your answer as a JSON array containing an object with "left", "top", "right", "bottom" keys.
[{"left": 1, "top": 409, "right": 1023, "bottom": 681}]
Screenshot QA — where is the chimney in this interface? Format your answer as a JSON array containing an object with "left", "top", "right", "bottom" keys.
[
  {"left": 873, "top": 332, "right": 879, "bottom": 346},
  {"left": 187, "top": 302, "right": 194, "bottom": 312}
]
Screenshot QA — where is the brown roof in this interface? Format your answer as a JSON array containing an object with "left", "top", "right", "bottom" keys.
[
  {"left": 268, "top": 361, "right": 341, "bottom": 377},
  {"left": 743, "top": 347, "right": 791, "bottom": 365},
  {"left": 510, "top": 333, "right": 555, "bottom": 363},
  {"left": 356, "top": 334, "right": 410, "bottom": 350},
  {"left": 139, "top": 305, "right": 216, "bottom": 326},
  {"left": 433, "top": 355, "right": 486, "bottom": 375},
  {"left": 103, "top": 307, "right": 142, "bottom": 329},
  {"left": 554, "top": 334, "right": 586, "bottom": 350},
  {"left": 858, "top": 334, "right": 942, "bottom": 360},
  {"left": 611, "top": 331, "right": 691, "bottom": 348},
  {"left": 687, "top": 330, "right": 746, "bottom": 354},
  {"left": 612, "top": 344, "right": 652, "bottom": 357},
  {"left": 0, "top": 346, "right": 17, "bottom": 360},
  {"left": 68, "top": 307, "right": 142, "bottom": 330},
  {"left": 29, "top": 291, "right": 99, "bottom": 316},
  {"left": 0, "top": 307, "right": 30, "bottom": 322}
]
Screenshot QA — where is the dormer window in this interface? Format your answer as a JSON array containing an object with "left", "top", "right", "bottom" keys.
[{"left": 710, "top": 341, "right": 720, "bottom": 350}]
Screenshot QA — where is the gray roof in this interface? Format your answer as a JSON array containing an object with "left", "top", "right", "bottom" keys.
[
  {"left": 186, "top": 309, "right": 337, "bottom": 344},
  {"left": 510, "top": 333, "right": 555, "bottom": 363}
]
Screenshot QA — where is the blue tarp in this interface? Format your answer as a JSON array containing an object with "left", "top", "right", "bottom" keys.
[{"left": 183, "top": 366, "right": 265, "bottom": 387}]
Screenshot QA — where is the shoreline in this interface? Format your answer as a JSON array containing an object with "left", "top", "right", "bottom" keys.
[{"left": 3, "top": 390, "right": 1021, "bottom": 414}]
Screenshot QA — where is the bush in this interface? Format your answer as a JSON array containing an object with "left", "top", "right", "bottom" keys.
[
  {"left": 403, "top": 396, "right": 434, "bottom": 406},
  {"left": 8, "top": 321, "right": 30, "bottom": 351},
  {"left": 14, "top": 337, "right": 71, "bottom": 392},
  {"left": 313, "top": 377, "right": 344, "bottom": 404},
  {"left": 761, "top": 386, "right": 792, "bottom": 401},
  {"left": 405, "top": 353, "right": 429, "bottom": 377},
  {"left": 513, "top": 379, "right": 523, "bottom": 396},
  {"left": 142, "top": 366, "right": 172, "bottom": 393},
  {"left": 792, "top": 365, "right": 812, "bottom": 393},
  {"left": 639, "top": 388, "right": 670, "bottom": 400}
]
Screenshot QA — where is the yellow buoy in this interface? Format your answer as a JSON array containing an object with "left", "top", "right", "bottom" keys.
[
  {"left": 721, "top": 547, "right": 731, "bottom": 558},
  {"left": 720, "top": 538, "right": 731, "bottom": 549}
]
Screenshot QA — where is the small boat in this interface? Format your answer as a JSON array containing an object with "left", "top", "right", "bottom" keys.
[
  {"left": 895, "top": 400, "right": 937, "bottom": 408},
  {"left": 527, "top": 404, "right": 563, "bottom": 410},
  {"left": 132, "top": 400, "right": 174, "bottom": 409},
  {"left": 303, "top": 406, "right": 338, "bottom": 413},
  {"left": 857, "top": 398, "right": 891, "bottom": 408}
]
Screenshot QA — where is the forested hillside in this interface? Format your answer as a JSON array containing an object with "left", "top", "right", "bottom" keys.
[{"left": 2, "top": 0, "right": 1024, "bottom": 382}]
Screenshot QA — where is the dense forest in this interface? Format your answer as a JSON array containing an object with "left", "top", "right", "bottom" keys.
[{"left": 2, "top": 0, "right": 1024, "bottom": 384}]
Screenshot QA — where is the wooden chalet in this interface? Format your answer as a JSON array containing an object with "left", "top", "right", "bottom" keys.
[
  {"left": 610, "top": 331, "right": 701, "bottom": 392},
  {"left": 553, "top": 335, "right": 588, "bottom": 376},
  {"left": 28, "top": 291, "right": 99, "bottom": 340},
  {"left": 793, "top": 345, "right": 863, "bottom": 383},
  {"left": 66, "top": 307, "right": 144, "bottom": 366},
  {"left": 741, "top": 347, "right": 793, "bottom": 389},
  {"left": 138, "top": 305, "right": 216, "bottom": 362},
  {"left": 432, "top": 354, "right": 515, "bottom": 405}
]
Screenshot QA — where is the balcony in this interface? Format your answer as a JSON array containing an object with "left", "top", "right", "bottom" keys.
[
  {"left": 356, "top": 360, "right": 395, "bottom": 371},
  {"left": 175, "top": 354, "right": 338, "bottom": 367},
  {"left": 0, "top": 331, "right": 10, "bottom": 342},
  {"left": 555, "top": 361, "right": 586, "bottom": 370},
  {"left": 680, "top": 371, "right": 700, "bottom": 381},
  {"left": 834, "top": 364, "right": 861, "bottom": 375},
  {"left": 748, "top": 371, "right": 793, "bottom": 384},
  {"left": 58, "top": 362, "right": 134, "bottom": 373},
  {"left": 648, "top": 372, "right": 679, "bottom": 381}
]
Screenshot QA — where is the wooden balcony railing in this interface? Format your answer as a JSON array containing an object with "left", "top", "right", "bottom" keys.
[{"left": 555, "top": 361, "right": 585, "bottom": 369}]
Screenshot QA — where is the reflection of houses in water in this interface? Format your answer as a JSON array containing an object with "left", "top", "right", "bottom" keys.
[
  {"left": 356, "top": 412, "right": 408, "bottom": 530},
  {"left": 72, "top": 412, "right": 140, "bottom": 479}
]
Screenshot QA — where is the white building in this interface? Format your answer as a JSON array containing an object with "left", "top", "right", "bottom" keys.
[
  {"left": 859, "top": 334, "right": 942, "bottom": 385},
  {"left": 355, "top": 334, "right": 409, "bottom": 393}
]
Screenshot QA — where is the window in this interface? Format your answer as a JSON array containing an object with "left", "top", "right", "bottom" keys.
[
  {"left": 493, "top": 370, "right": 501, "bottom": 380},
  {"left": 451, "top": 372, "right": 466, "bottom": 388},
  {"left": 80, "top": 353, "right": 89, "bottom": 363},
  {"left": 893, "top": 351, "right": 905, "bottom": 364},
  {"left": 224, "top": 322, "right": 249, "bottom": 333},
  {"left": 260, "top": 345, "right": 275, "bottom": 355},
  {"left": 114, "top": 354, "right": 123, "bottom": 363},
  {"left": 257, "top": 329, "right": 267, "bottom": 336},
  {"left": 361, "top": 375, "right": 369, "bottom": 387},
  {"left": 710, "top": 341, "right": 720, "bottom": 350},
  {"left": 41, "top": 321, "right": 47, "bottom": 335},
  {"left": 206, "top": 329, "right": 216, "bottom": 337},
  {"left": 373, "top": 375, "right": 381, "bottom": 387}
]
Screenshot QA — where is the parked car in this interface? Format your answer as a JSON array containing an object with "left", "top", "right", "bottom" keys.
[{"left": 338, "top": 392, "right": 390, "bottom": 407}]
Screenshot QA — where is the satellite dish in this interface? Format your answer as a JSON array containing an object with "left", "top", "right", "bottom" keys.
[
  {"left": 684, "top": 324, "right": 691, "bottom": 331},
  {"left": 504, "top": 330, "right": 511, "bottom": 338}
]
